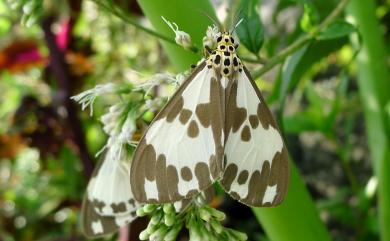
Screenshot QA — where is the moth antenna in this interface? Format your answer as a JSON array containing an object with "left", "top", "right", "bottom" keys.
[
  {"left": 231, "top": 18, "right": 244, "bottom": 34},
  {"left": 199, "top": 10, "right": 222, "bottom": 30},
  {"left": 230, "top": 9, "right": 239, "bottom": 30}
]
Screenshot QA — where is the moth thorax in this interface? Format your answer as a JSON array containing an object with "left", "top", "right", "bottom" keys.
[{"left": 206, "top": 51, "right": 243, "bottom": 77}]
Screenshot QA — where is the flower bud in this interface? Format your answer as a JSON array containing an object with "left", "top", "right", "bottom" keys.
[
  {"left": 163, "top": 204, "right": 175, "bottom": 214},
  {"left": 164, "top": 213, "right": 175, "bottom": 226},
  {"left": 151, "top": 211, "right": 163, "bottom": 225},
  {"left": 203, "top": 25, "right": 220, "bottom": 50},
  {"left": 139, "top": 229, "right": 150, "bottom": 240},
  {"left": 146, "top": 222, "right": 159, "bottom": 235},
  {"left": 199, "top": 208, "right": 211, "bottom": 222},
  {"left": 163, "top": 223, "right": 182, "bottom": 241},
  {"left": 210, "top": 219, "right": 223, "bottom": 234},
  {"left": 205, "top": 207, "right": 225, "bottom": 221},
  {"left": 143, "top": 204, "right": 157, "bottom": 213},
  {"left": 149, "top": 225, "right": 169, "bottom": 241},
  {"left": 162, "top": 16, "right": 193, "bottom": 50},
  {"left": 136, "top": 207, "right": 147, "bottom": 217},
  {"left": 227, "top": 229, "right": 248, "bottom": 241}
]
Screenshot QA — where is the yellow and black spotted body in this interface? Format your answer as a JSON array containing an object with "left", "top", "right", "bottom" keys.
[{"left": 206, "top": 33, "right": 243, "bottom": 77}]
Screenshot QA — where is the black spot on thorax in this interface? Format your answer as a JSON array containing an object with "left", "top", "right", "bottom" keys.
[{"left": 214, "top": 55, "right": 221, "bottom": 64}]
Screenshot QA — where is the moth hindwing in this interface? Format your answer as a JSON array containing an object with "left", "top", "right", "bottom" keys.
[
  {"left": 130, "top": 31, "right": 289, "bottom": 207},
  {"left": 81, "top": 151, "right": 139, "bottom": 238}
]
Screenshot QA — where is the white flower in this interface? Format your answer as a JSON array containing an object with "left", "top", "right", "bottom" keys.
[
  {"left": 71, "top": 83, "right": 118, "bottom": 116},
  {"left": 100, "top": 103, "right": 124, "bottom": 136},
  {"left": 97, "top": 107, "right": 137, "bottom": 158},
  {"left": 162, "top": 16, "right": 193, "bottom": 50},
  {"left": 104, "top": 138, "right": 125, "bottom": 162},
  {"left": 144, "top": 98, "right": 164, "bottom": 112},
  {"left": 117, "top": 114, "right": 137, "bottom": 144},
  {"left": 174, "top": 73, "right": 186, "bottom": 86},
  {"left": 203, "top": 25, "right": 220, "bottom": 50},
  {"left": 135, "top": 73, "right": 176, "bottom": 95}
]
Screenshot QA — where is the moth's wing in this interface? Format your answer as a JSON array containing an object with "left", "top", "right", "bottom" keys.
[
  {"left": 88, "top": 147, "right": 139, "bottom": 216},
  {"left": 81, "top": 151, "right": 139, "bottom": 238},
  {"left": 220, "top": 67, "right": 290, "bottom": 207},
  {"left": 173, "top": 185, "right": 216, "bottom": 212},
  {"left": 81, "top": 194, "right": 137, "bottom": 238},
  {"left": 131, "top": 62, "right": 225, "bottom": 203}
]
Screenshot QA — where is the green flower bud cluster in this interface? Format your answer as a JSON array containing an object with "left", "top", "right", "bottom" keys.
[
  {"left": 138, "top": 204, "right": 183, "bottom": 241},
  {"left": 186, "top": 206, "right": 247, "bottom": 241},
  {"left": 7, "top": 0, "right": 44, "bottom": 27},
  {"left": 137, "top": 203, "right": 247, "bottom": 241}
]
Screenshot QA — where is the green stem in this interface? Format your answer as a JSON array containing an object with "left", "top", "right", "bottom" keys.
[
  {"left": 347, "top": 0, "right": 390, "bottom": 240},
  {"left": 91, "top": 0, "right": 176, "bottom": 45},
  {"left": 240, "top": 56, "right": 267, "bottom": 65},
  {"left": 136, "top": 0, "right": 215, "bottom": 71},
  {"left": 252, "top": 0, "right": 349, "bottom": 79}
]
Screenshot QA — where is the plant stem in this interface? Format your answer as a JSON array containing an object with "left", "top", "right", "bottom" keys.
[
  {"left": 91, "top": 0, "right": 176, "bottom": 45},
  {"left": 347, "top": 0, "right": 390, "bottom": 240},
  {"left": 241, "top": 56, "right": 267, "bottom": 65},
  {"left": 136, "top": 0, "right": 216, "bottom": 71},
  {"left": 42, "top": 16, "right": 94, "bottom": 179},
  {"left": 252, "top": 0, "right": 349, "bottom": 79}
]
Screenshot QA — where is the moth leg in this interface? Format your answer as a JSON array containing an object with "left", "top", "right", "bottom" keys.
[{"left": 203, "top": 45, "right": 213, "bottom": 58}]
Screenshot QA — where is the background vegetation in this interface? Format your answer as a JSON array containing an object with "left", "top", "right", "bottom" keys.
[{"left": 0, "top": 0, "right": 389, "bottom": 240}]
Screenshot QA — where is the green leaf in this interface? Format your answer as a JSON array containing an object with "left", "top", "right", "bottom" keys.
[
  {"left": 318, "top": 20, "right": 356, "bottom": 40},
  {"left": 283, "top": 110, "right": 323, "bottom": 134},
  {"left": 279, "top": 43, "right": 309, "bottom": 104},
  {"left": 0, "top": 18, "right": 11, "bottom": 35},
  {"left": 276, "top": 37, "right": 348, "bottom": 106},
  {"left": 59, "top": 147, "right": 83, "bottom": 199},
  {"left": 236, "top": 0, "right": 264, "bottom": 55}
]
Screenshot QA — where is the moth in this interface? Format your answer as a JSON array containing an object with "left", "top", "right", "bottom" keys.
[
  {"left": 81, "top": 148, "right": 140, "bottom": 238},
  {"left": 130, "top": 29, "right": 290, "bottom": 207}
]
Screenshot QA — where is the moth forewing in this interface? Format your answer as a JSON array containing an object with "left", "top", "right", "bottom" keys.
[
  {"left": 220, "top": 67, "right": 289, "bottom": 207},
  {"left": 130, "top": 62, "right": 225, "bottom": 204}
]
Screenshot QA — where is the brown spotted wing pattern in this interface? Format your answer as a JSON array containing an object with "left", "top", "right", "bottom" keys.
[
  {"left": 220, "top": 67, "right": 289, "bottom": 207},
  {"left": 130, "top": 62, "right": 225, "bottom": 203},
  {"left": 81, "top": 154, "right": 139, "bottom": 238},
  {"left": 131, "top": 32, "right": 289, "bottom": 207}
]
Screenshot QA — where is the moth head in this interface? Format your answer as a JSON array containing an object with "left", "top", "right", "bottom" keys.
[{"left": 216, "top": 32, "right": 239, "bottom": 50}]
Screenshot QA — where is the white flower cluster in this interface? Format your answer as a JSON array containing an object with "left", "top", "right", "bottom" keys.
[
  {"left": 71, "top": 70, "right": 186, "bottom": 159},
  {"left": 71, "top": 83, "right": 119, "bottom": 115},
  {"left": 134, "top": 73, "right": 176, "bottom": 95},
  {"left": 203, "top": 25, "right": 221, "bottom": 51},
  {"left": 97, "top": 103, "right": 137, "bottom": 161},
  {"left": 144, "top": 99, "right": 164, "bottom": 113}
]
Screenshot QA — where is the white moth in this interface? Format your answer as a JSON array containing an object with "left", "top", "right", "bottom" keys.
[{"left": 130, "top": 30, "right": 290, "bottom": 207}]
